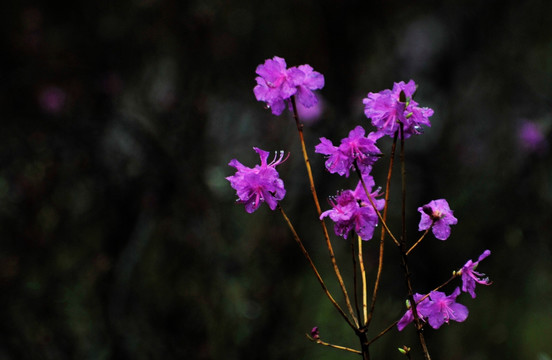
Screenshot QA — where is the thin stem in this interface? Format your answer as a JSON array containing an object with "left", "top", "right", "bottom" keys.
[
  {"left": 406, "top": 222, "right": 433, "bottom": 256},
  {"left": 352, "top": 242, "right": 371, "bottom": 360},
  {"left": 358, "top": 235, "right": 368, "bottom": 325},
  {"left": 400, "top": 126, "right": 406, "bottom": 245},
  {"left": 416, "top": 273, "right": 459, "bottom": 303},
  {"left": 351, "top": 242, "right": 363, "bottom": 324},
  {"left": 290, "top": 96, "right": 358, "bottom": 328},
  {"left": 278, "top": 205, "right": 357, "bottom": 331},
  {"left": 367, "top": 320, "right": 398, "bottom": 346},
  {"left": 398, "top": 123, "right": 431, "bottom": 360},
  {"left": 306, "top": 335, "right": 362, "bottom": 355},
  {"left": 353, "top": 162, "right": 400, "bottom": 246},
  {"left": 366, "top": 131, "right": 398, "bottom": 327}
]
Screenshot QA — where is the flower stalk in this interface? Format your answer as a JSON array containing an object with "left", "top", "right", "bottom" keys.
[{"left": 290, "top": 95, "right": 358, "bottom": 328}]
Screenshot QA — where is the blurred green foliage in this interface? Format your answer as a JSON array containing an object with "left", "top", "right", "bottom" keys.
[{"left": 1, "top": 0, "right": 552, "bottom": 359}]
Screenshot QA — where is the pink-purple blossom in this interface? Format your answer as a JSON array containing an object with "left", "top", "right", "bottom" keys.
[
  {"left": 227, "top": 147, "right": 288, "bottom": 213},
  {"left": 418, "top": 199, "right": 458, "bottom": 240},
  {"left": 253, "top": 56, "right": 324, "bottom": 116},
  {"left": 314, "top": 126, "right": 382, "bottom": 177},
  {"left": 397, "top": 293, "right": 431, "bottom": 331},
  {"left": 398, "top": 288, "right": 469, "bottom": 331},
  {"left": 363, "top": 80, "right": 433, "bottom": 138},
  {"left": 518, "top": 120, "right": 548, "bottom": 154},
  {"left": 320, "top": 174, "right": 384, "bottom": 241},
  {"left": 425, "top": 288, "right": 469, "bottom": 329},
  {"left": 459, "top": 249, "right": 492, "bottom": 298}
]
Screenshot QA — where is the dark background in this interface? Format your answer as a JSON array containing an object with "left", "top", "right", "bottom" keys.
[{"left": 1, "top": 0, "right": 551, "bottom": 359}]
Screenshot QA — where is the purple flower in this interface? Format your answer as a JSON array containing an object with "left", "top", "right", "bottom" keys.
[
  {"left": 397, "top": 288, "right": 469, "bottom": 331},
  {"left": 253, "top": 56, "right": 324, "bottom": 116},
  {"left": 352, "top": 173, "right": 385, "bottom": 211},
  {"left": 424, "top": 288, "right": 469, "bottom": 329},
  {"left": 291, "top": 64, "right": 325, "bottom": 108},
  {"left": 418, "top": 199, "right": 458, "bottom": 240},
  {"left": 296, "top": 96, "right": 324, "bottom": 124},
  {"left": 315, "top": 126, "right": 382, "bottom": 177},
  {"left": 320, "top": 174, "right": 384, "bottom": 241},
  {"left": 38, "top": 85, "right": 66, "bottom": 115},
  {"left": 227, "top": 147, "right": 288, "bottom": 213},
  {"left": 518, "top": 120, "right": 548, "bottom": 154},
  {"left": 459, "top": 250, "right": 492, "bottom": 298},
  {"left": 397, "top": 293, "right": 431, "bottom": 331},
  {"left": 363, "top": 80, "right": 433, "bottom": 138}
]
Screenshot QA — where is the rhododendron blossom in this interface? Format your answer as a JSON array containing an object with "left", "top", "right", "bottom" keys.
[
  {"left": 315, "top": 126, "right": 382, "bottom": 177},
  {"left": 253, "top": 56, "right": 324, "bottom": 115},
  {"left": 398, "top": 288, "right": 469, "bottom": 331},
  {"left": 459, "top": 249, "right": 492, "bottom": 298},
  {"left": 226, "top": 147, "right": 288, "bottom": 213},
  {"left": 363, "top": 80, "right": 433, "bottom": 138},
  {"left": 418, "top": 199, "right": 458, "bottom": 240},
  {"left": 320, "top": 174, "right": 384, "bottom": 241}
]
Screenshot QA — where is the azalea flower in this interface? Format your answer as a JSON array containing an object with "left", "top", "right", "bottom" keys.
[
  {"left": 320, "top": 174, "right": 384, "bottom": 241},
  {"left": 253, "top": 56, "right": 324, "bottom": 115},
  {"left": 315, "top": 126, "right": 382, "bottom": 177},
  {"left": 424, "top": 288, "right": 469, "bottom": 329},
  {"left": 418, "top": 199, "right": 458, "bottom": 240},
  {"left": 397, "top": 288, "right": 469, "bottom": 331},
  {"left": 397, "top": 293, "right": 432, "bottom": 331},
  {"left": 227, "top": 147, "right": 288, "bottom": 213},
  {"left": 459, "top": 249, "right": 492, "bottom": 298},
  {"left": 363, "top": 80, "right": 433, "bottom": 138}
]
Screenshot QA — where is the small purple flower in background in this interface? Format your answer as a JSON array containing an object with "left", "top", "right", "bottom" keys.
[
  {"left": 424, "top": 288, "right": 469, "bottom": 329},
  {"left": 315, "top": 126, "right": 382, "bottom": 177},
  {"left": 418, "top": 199, "right": 458, "bottom": 240},
  {"left": 320, "top": 174, "right": 384, "bottom": 241},
  {"left": 363, "top": 80, "right": 433, "bottom": 138},
  {"left": 227, "top": 147, "right": 288, "bottom": 213},
  {"left": 296, "top": 96, "right": 324, "bottom": 124},
  {"left": 518, "top": 120, "right": 548, "bottom": 155},
  {"left": 253, "top": 56, "right": 324, "bottom": 116},
  {"left": 38, "top": 85, "right": 66, "bottom": 115},
  {"left": 459, "top": 249, "right": 492, "bottom": 298},
  {"left": 397, "top": 288, "right": 469, "bottom": 331}
]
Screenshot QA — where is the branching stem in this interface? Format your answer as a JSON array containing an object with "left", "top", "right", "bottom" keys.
[
  {"left": 278, "top": 205, "right": 357, "bottom": 331},
  {"left": 398, "top": 123, "right": 431, "bottom": 360},
  {"left": 290, "top": 96, "right": 358, "bottom": 327},
  {"left": 306, "top": 334, "right": 362, "bottom": 355},
  {"left": 406, "top": 222, "right": 433, "bottom": 256},
  {"left": 366, "top": 131, "right": 398, "bottom": 327}
]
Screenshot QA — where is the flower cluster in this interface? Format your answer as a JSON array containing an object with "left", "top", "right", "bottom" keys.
[
  {"left": 227, "top": 57, "right": 494, "bottom": 350},
  {"left": 363, "top": 80, "right": 434, "bottom": 138},
  {"left": 254, "top": 56, "right": 324, "bottom": 116},
  {"left": 315, "top": 126, "right": 382, "bottom": 177},
  {"left": 397, "top": 288, "right": 468, "bottom": 331},
  {"left": 398, "top": 249, "right": 491, "bottom": 331},
  {"left": 320, "top": 174, "right": 384, "bottom": 241},
  {"left": 226, "top": 147, "right": 288, "bottom": 213}
]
